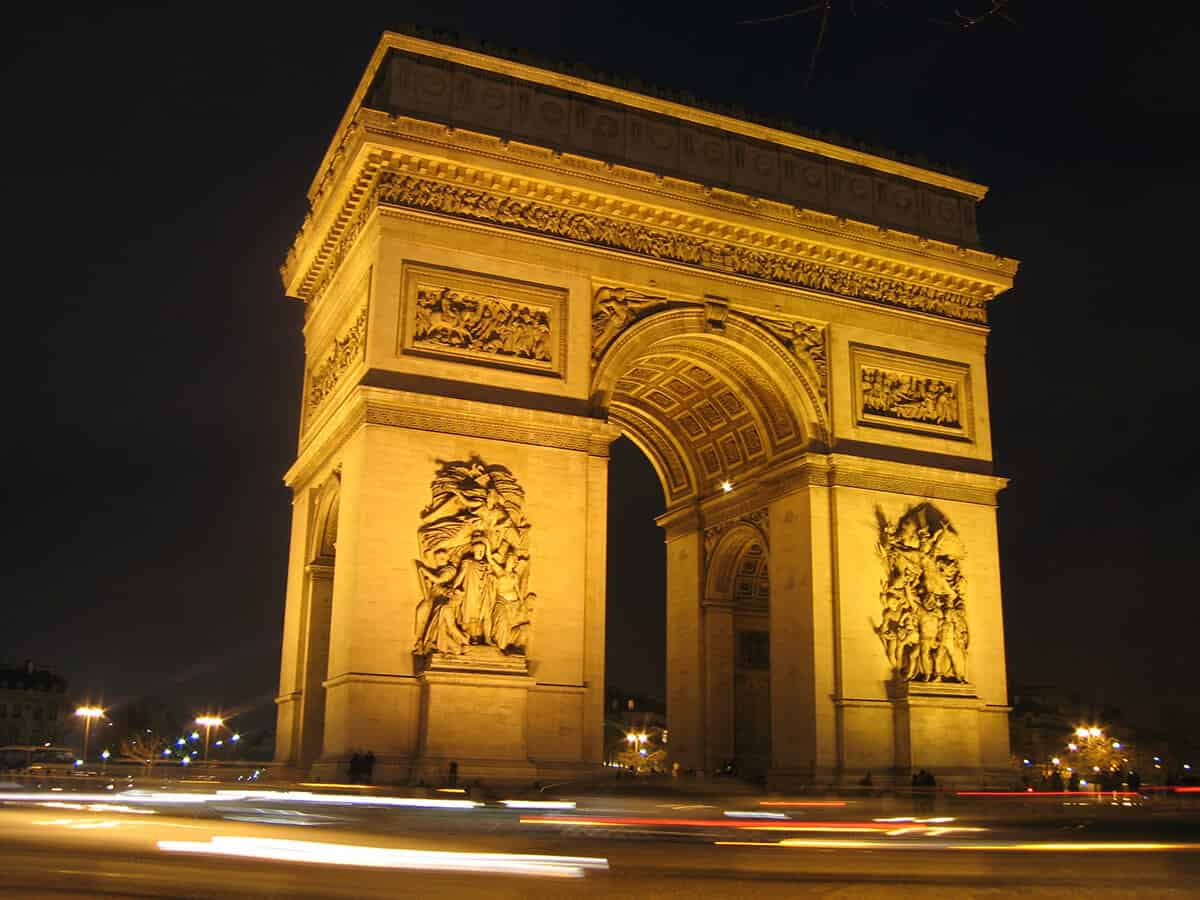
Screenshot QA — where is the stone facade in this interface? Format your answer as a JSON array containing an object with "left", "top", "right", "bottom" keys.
[
  {"left": 0, "top": 662, "right": 68, "bottom": 747},
  {"left": 274, "top": 33, "right": 1018, "bottom": 787}
]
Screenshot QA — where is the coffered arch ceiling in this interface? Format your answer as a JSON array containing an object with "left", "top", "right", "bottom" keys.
[
  {"left": 705, "top": 522, "right": 770, "bottom": 610},
  {"left": 594, "top": 307, "right": 823, "bottom": 506}
]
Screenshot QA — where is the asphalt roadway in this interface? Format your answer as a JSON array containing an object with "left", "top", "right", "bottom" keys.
[{"left": 2, "top": 778, "right": 1199, "bottom": 898}]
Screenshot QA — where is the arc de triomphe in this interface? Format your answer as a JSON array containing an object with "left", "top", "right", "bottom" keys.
[{"left": 273, "top": 33, "right": 1018, "bottom": 787}]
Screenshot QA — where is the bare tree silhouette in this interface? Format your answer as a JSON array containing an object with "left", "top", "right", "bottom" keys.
[{"left": 737, "top": 1, "right": 1017, "bottom": 88}]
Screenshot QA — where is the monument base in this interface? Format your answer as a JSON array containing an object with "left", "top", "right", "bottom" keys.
[
  {"left": 412, "top": 646, "right": 537, "bottom": 786},
  {"left": 889, "top": 678, "right": 983, "bottom": 778}
]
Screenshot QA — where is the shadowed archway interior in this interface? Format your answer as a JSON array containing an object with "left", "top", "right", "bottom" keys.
[{"left": 595, "top": 310, "right": 809, "bottom": 778}]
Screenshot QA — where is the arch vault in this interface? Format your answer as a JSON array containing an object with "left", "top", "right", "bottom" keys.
[{"left": 272, "top": 33, "right": 1019, "bottom": 788}]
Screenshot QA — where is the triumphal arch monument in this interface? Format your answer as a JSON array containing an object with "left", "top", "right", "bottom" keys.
[{"left": 273, "top": 33, "right": 1019, "bottom": 787}]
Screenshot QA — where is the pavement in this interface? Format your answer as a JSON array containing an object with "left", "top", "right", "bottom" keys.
[{"left": 2, "top": 774, "right": 1198, "bottom": 897}]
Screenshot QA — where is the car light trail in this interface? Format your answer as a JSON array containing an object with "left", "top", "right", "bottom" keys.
[
  {"left": 758, "top": 800, "right": 848, "bottom": 807},
  {"left": 157, "top": 836, "right": 609, "bottom": 878},
  {"left": 37, "top": 802, "right": 155, "bottom": 815},
  {"left": 1, "top": 789, "right": 482, "bottom": 810},
  {"left": 955, "top": 791, "right": 1142, "bottom": 798},
  {"left": 717, "top": 839, "right": 889, "bottom": 850},
  {"left": 953, "top": 842, "right": 1200, "bottom": 852},
  {"left": 211, "top": 790, "right": 483, "bottom": 809},
  {"left": 500, "top": 800, "right": 577, "bottom": 810},
  {"left": 518, "top": 814, "right": 968, "bottom": 835},
  {"left": 717, "top": 838, "right": 1200, "bottom": 853}
]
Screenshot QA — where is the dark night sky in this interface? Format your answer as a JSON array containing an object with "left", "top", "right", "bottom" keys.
[{"left": 2, "top": 3, "right": 1197, "bottom": 739}]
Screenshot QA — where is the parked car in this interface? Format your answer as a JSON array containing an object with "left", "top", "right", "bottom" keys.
[{"left": 0, "top": 744, "right": 79, "bottom": 774}]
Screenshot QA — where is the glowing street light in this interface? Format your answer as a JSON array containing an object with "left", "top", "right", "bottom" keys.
[
  {"left": 74, "top": 706, "right": 104, "bottom": 762},
  {"left": 195, "top": 715, "right": 224, "bottom": 762},
  {"left": 720, "top": 480, "right": 734, "bottom": 494}
]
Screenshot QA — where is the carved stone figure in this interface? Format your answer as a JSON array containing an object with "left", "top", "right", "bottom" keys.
[
  {"left": 872, "top": 503, "right": 969, "bottom": 683},
  {"left": 590, "top": 286, "right": 667, "bottom": 361},
  {"left": 413, "top": 549, "right": 468, "bottom": 656},
  {"left": 414, "top": 456, "right": 534, "bottom": 657},
  {"left": 753, "top": 315, "right": 828, "bottom": 389}
]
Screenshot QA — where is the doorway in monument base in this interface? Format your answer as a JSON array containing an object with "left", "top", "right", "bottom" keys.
[
  {"left": 604, "top": 436, "right": 667, "bottom": 766},
  {"left": 299, "top": 473, "right": 339, "bottom": 774},
  {"left": 706, "top": 525, "right": 772, "bottom": 781}
]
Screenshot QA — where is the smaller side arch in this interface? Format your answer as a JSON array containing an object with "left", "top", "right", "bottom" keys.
[
  {"left": 307, "top": 470, "right": 341, "bottom": 565},
  {"left": 705, "top": 521, "right": 769, "bottom": 606}
]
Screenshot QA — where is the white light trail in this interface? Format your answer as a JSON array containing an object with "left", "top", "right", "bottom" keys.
[{"left": 157, "top": 836, "right": 609, "bottom": 878}]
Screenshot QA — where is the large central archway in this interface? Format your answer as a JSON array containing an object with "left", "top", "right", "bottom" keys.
[
  {"left": 594, "top": 307, "right": 826, "bottom": 505},
  {"left": 593, "top": 305, "right": 825, "bottom": 776}
]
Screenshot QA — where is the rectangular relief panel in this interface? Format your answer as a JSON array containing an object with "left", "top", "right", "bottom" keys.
[
  {"left": 302, "top": 268, "right": 372, "bottom": 432},
  {"left": 398, "top": 263, "right": 567, "bottom": 378},
  {"left": 850, "top": 343, "right": 973, "bottom": 441}
]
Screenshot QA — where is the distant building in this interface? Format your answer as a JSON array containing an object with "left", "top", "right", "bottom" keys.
[
  {"left": 604, "top": 688, "right": 666, "bottom": 769},
  {"left": 1008, "top": 683, "right": 1187, "bottom": 787},
  {"left": 0, "top": 661, "right": 68, "bottom": 746}
]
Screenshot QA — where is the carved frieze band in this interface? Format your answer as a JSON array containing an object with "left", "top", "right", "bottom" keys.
[
  {"left": 286, "top": 110, "right": 1018, "bottom": 299},
  {"left": 401, "top": 263, "right": 566, "bottom": 377},
  {"left": 373, "top": 170, "right": 991, "bottom": 324},
  {"left": 305, "top": 304, "right": 368, "bottom": 423},
  {"left": 850, "top": 344, "right": 972, "bottom": 441}
]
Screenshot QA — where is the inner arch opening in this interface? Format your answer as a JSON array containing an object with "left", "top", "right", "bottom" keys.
[
  {"left": 604, "top": 435, "right": 667, "bottom": 765},
  {"left": 597, "top": 312, "right": 816, "bottom": 779}
]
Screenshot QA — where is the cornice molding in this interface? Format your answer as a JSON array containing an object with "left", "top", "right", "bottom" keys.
[
  {"left": 350, "top": 112, "right": 1013, "bottom": 278},
  {"left": 286, "top": 384, "right": 621, "bottom": 490},
  {"left": 762, "top": 452, "right": 1008, "bottom": 506},
  {"left": 656, "top": 503, "right": 702, "bottom": 540},
  {"left": 283, "top": 125, "right": 1017, "bottom": 315},
  {"left": 323, "top": 672, "right": 417, "bottom": 690}
]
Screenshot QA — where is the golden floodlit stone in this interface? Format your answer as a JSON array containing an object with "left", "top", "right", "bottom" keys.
[{"left": 273, "top": 32, "right": 1018, "bottom": 788}]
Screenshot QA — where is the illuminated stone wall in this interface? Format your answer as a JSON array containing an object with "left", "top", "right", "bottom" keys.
[{"left": 274, "top": 33, "right": 1017, "bottom": 787}]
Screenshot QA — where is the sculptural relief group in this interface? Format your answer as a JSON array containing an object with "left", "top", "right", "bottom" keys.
[
  {"left": 413, "top": 457, "right": 534, "bottom": 657},
  {"left": 873, "top": 503, "right": 969, "bottom": 683},
  {"left": 861, "top": 367, "right": 961, "bottom": 428},
  {"left": 413, "top": 285, "right": 552, "bottom": 362}
]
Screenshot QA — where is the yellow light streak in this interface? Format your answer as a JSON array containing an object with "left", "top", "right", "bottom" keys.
[{"left": 157, "top": 836, "right": 609, "bottom": 878}]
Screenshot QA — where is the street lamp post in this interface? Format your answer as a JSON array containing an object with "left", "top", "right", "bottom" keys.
[
  {"left": 195, "top": 716, "right": 223, "bottom": 763},
  {"left": 74, "top": 707, "right": 104, "bottom": 763}
]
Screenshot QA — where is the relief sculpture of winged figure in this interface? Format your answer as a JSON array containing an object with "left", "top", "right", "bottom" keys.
[
  {"left": 871, "top": 502, "right": 969, "bottom": 684},
  {"left": 413, "top": 456, "right": 535, "bottom": 658}
]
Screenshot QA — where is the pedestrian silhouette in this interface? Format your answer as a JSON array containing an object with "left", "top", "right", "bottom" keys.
[{"left": 363, "top": 751, "right": 376, "bottom": 785}]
